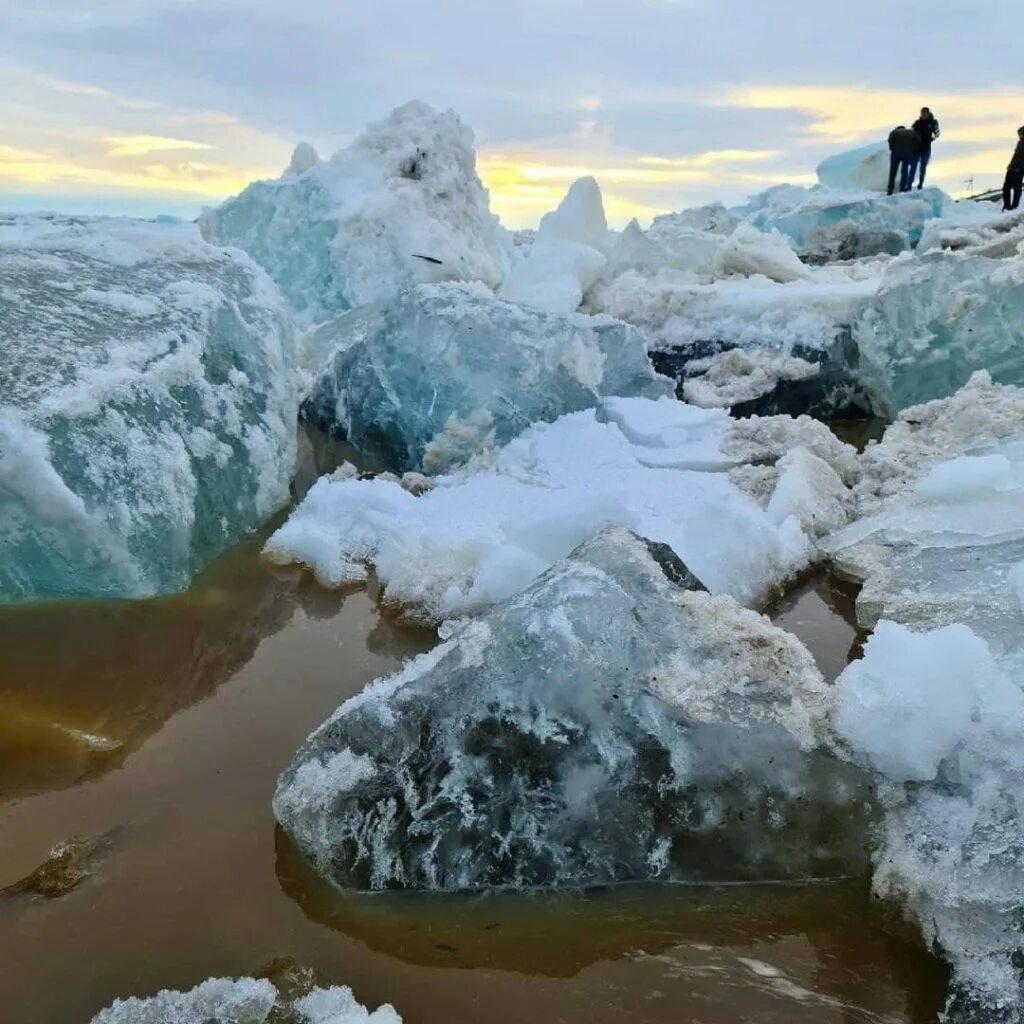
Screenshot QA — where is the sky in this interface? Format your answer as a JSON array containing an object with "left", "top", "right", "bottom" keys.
[{"left": 1, "top": 0, "right": 1022, "bottom": 228}]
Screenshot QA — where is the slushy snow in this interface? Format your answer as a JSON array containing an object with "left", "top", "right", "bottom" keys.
[{"left": 89, "top": 976, "right": 402, "bottom": 1024}]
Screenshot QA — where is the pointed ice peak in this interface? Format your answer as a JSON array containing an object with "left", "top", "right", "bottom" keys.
[
  {"left": 538, "top": 175, "right": 608, "bottom": 250},
  {"left": 287, "top": 141, "right": 319, "bottom": 175}
]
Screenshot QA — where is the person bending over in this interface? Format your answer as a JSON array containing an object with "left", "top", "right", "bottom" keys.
[{"left": 887, "top": 126, "right": 918, "bottom": 195}]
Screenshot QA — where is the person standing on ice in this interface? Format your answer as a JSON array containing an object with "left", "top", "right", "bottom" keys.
[
  {"left": 907, "top": 107, "right": 940, "bottom": 189},
  {"left": 886, "top": 126, "right": 917, "bottom": 195},
  {"left": 1002, "top": 126, "right": 1024, "bottom": 212}
]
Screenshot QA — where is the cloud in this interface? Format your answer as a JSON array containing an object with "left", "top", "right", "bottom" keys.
[
  {"left": 103, "top": 135, "right": 215, "bottom": 157},
  {"left": 2, "top": 1, "right": 1022, "bottom": 222}
]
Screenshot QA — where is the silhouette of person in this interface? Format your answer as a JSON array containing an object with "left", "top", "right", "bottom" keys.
[
  {"left": 1003, "top": 126, "right": 1024, "bottom": 212},
  {"left": 887, "top": 126, "right": 917, "bottom": 195},
  {"left": 907, "top": 107, "right": 940, "bottom": 189}
]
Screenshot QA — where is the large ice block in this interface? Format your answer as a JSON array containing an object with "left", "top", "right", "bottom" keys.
[
  {"left": 816, "top": 141, "right": 890, "bottom": 193},
  {"left": 265, "top": 396, "right": 858, "bottom": 620},
  {"left": 853, "top": 250, "right": 1024, "bottom": 414},
  {"left": 200, "top": 102, "right": 508, "bottom": 324},
  {"left": 0, "top": 215, "right": 297, "bottom": 603},
  {"left": 274, "top": 527, "right": 870, "bottom": 891},
  {"left": 302, "top": 281, "right": 673, "bottom": 474}
]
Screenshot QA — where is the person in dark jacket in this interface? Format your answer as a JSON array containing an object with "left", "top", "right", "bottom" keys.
[
  {"left": 887, "top": 126, "right": 918, "bottom": 195},
  {"left": 1004, "top": 126, "right": 1024, "bottom": 212},
  {"left": 907, "top": 107, "right": 940, "bottom": 189}
]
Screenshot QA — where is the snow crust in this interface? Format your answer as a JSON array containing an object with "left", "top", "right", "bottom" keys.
[
  {"left": 201, "top": 101, "right": 508, "bottom": 324},
  {"left": 266, "top": 397, "right": 856, "bottom": 621},
  {"left": 0, "top": 214, "right": 297, "bottom": 602}
]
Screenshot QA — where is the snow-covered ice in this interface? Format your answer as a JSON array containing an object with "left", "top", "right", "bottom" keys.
[
  {"left": 200, "top": 102, "right": 509, "bottom": 324},
  {"left": 89, "top": 976, "right": 402, "bottom": 1024},
  {"left": 266, "top": 395, "right": 857, "bottom": 621},
  {"left": 500, "top": 177, "right": 608, "bottom": 313},
  {"left": 831, "top": 621, "right": 1024, "bottom": 1022},
  {"left": 274, "top": 527, "right": 870, "bottom": 891},
  {"left": 302, "top": 281, "right": 672, "bottom": 474},
  {"left": 0, "top": 214, "right": 297, "bottom": 603},
  {"left": 823, "top": 375, "right": 1024, "bottom": 1020}
]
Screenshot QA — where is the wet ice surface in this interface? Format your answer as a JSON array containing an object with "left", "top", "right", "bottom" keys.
[{"left": 0, "top": 534, "right": 945, "bottom": 1024}]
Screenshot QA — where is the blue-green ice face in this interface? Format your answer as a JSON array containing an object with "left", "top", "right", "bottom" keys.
[{"left": 0, "top": 215, "right": 297, "bottom": 603}]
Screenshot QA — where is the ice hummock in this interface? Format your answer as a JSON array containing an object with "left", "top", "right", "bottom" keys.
[
  {"left": 0, "top": 215, "right": 297, "bottom": 603},
  {"left": 734, "top": 183, "right": 949, "bottom": 257},
  {"left": 89, "top": 976, "right": 401, "bottom": 1024},
  {"left": 853, "top": 249, "right": 1024, "bottom": 414},
  {"left": 302, "top": 281, "right": 673, "bottom": 474},
  {"left": 274, "top": 527, "right": 871, "bottom": 891},
  {"left": 823, "top": 375, "right": 1024, "bottom": 1020},
  {"left": 265, "top": 395, "right": 857, "bottom": 621},
  {"left": 200, "top": 101, "right": 508, "bottom": 324}
]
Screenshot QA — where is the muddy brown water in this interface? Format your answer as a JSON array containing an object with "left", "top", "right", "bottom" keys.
[{"left": 0, "top": 535, "right": 947, "bottom": 1024}]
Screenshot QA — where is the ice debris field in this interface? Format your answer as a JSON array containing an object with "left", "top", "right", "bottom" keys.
[{"left": 4, "top": 100, "right": 1024, "bottom": 1023}]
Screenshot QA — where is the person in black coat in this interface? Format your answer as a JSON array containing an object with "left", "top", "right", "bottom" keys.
[
  {"left": 1004, "top": 126, "right": 1024, "bottom": 212},
  {"left": 907, "top": 107, "right": 940, "bottom": 189},
  {"left": 887, "top": 126, "right": 918, "bottom": 195}
]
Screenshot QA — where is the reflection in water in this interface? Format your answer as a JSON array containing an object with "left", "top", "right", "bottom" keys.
[
  {"left": 0, "top": 531, "right": 299, "bottom": 801},
  {"left": 276, "top": 827, "right": 946, "bottom": 1021},
  {"left": 0, "top": 534, "right": 949, "bottom": 1024},
  {"left": 768, "top": 572, "right": 866, "bottom": 682}
]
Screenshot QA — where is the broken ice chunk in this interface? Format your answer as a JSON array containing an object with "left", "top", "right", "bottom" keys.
[
  {"left": 302, "top": 281, "right": 672, "bottom": 474},
  {"left": 274, "top": 527, "right": 870, "bottom": 891},
  {"left": 0, "top": 215, "right": 297, "bottom": 603}
]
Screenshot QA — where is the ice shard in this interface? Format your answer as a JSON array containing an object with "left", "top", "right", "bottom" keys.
[
  {"left": 274, "top": 527, "right": 870, "bottom": 891},
  {"left": 0, "top": 215, "right": 297, "bottom": 603}
]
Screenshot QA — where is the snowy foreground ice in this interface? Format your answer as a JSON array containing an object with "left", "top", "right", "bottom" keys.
[
  {"left": 826, "top": 374, "right": 1024, "bottom": 1020},
  {"left": 0, "top": 215, "right": 297, "bottom": 602},
  {"left": 89, "top": 976, "right": 400, "bottom": 1024},
  {"left": 201, "top": 101, "right": 508, "bottom": 324},
  {"left": 275, "top": 527, "right": 870, "bottom": 890},
  {"left": 265, "top": 396, "right": 858, "bottom": 619},
  {"left": 303, "top": 282, "right": 671, "bottom": 473}
]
